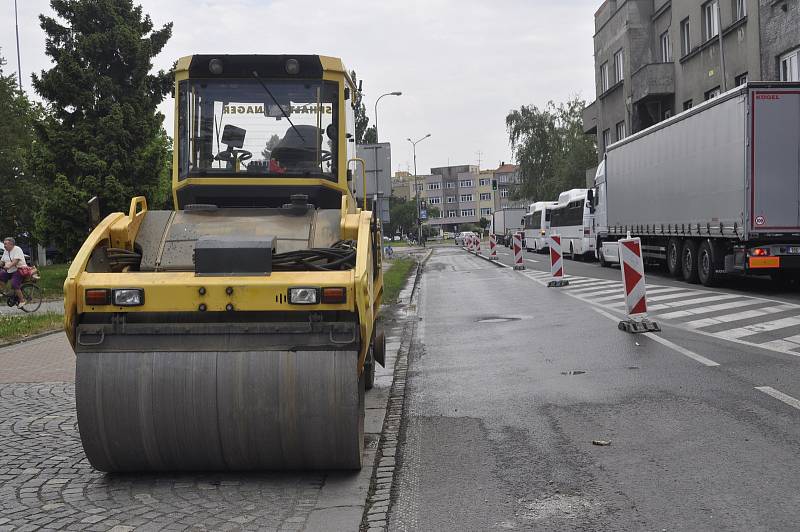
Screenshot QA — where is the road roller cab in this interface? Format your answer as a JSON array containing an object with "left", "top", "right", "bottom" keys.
[{"left": 63, "top": 55, "right": 385, "bottom": 472}]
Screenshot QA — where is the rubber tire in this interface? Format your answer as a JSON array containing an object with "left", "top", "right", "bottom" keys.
[
  {"left": 666, "top": 238, "right": 682, "bottom": 278},
  {"left": 697, "top": 240, "right": 720, "bottom": 287},
  {"left": 19, "top": 283, "right": 43, "bottom": 313},
  {"left": 681, "top": 239, "right": 700, "bottom": 284},
  {"left": 364, "top": 346, "right": 376, "bottom": 391}
]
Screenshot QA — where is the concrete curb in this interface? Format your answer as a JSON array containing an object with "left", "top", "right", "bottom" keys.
[
  {"left": 0, "top": 329, "right": 62, "bottom": 350},
  {"left": 360, "top": 250, "right": 431, "bottom": 531},
  {"left": 462, "top": 246, "right": 511, "bottom": 268}
]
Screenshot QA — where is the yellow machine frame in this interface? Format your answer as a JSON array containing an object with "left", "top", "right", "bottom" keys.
[{"left": 64, "top": 55, "right": 383, "bottom": 372}]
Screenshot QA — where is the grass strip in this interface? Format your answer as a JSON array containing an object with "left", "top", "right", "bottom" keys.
[
  {"left": 382, "top": 257, "right": 416, "bottom": 304},
  {"left": 0, "top": 312, "right": 63, "bottom": 344},
  {"left": 36, "top": 263, "right": 70, "bottom": 299}
]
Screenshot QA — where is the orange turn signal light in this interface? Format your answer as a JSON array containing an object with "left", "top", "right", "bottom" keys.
[
  {"left": 321, "top": 287, "right": 347, "bottom": 304},
  {"left": 85, "top": 288, "right": 111, "bottom": 306}
]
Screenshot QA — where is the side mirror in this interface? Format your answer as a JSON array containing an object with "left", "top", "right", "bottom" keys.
[
  {"left": 88, "top": 196, "right": 100, "bottom": 227},
  {"left": 586, "top": 189, "right": 594, "bottom": 204}
]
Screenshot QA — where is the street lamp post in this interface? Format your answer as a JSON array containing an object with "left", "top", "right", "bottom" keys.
[
  {"left": 374, "top": 91, "right": 402, "bottom": 142},
  {"left": 371, "top": 91, "right": 401, "bottom": 222},
  {"left": 14, "top": 0, "right": 22, "bottom": 92},
  {"left": 407, "top": 134, "right": 431, "bottom": 246}
]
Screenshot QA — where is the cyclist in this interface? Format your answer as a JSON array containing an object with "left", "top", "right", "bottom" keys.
[{"left": 1, "top": 237, "right": 27, "bottom": 306}]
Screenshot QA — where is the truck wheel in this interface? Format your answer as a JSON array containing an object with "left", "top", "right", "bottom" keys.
[
  {"left": 667, "top": 238, "right": 682, "bottom": 278},
  {"left": 698, "top": 241, "right": 719, "bottom": 287},
  {"left": 681, "top": 239, "right": 700, "bottom": 284}
]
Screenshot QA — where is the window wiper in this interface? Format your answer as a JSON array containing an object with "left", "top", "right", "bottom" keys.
[{"left": 251, "top": 70, "right": 304, "bottom": 142}]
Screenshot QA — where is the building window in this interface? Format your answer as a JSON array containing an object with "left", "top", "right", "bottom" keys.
[
  {"left": 445, "top": 182, "right": 456, "bottom": 189},
  {"left": 683, "top": 99, "right": 693, "bottom": 110},
  {"left": 602, "top": 129, "right": 611, "bottom": 151},
  {"left": 480, "top": 208, "right": 492, "bottom": 216},
  {"left": 499, "top": 175, "right": 508, "bottom": 183},
  {"left": 703, "top": 1, "right": 719, "bottom": 41},
  {"left": 447, "top": 210, "right": 457, "bottom": 217},
  {"left": 732, "top": 0, "right": 746, "bottom": 21},
  {"left": 460, "top": 194, "right": 473, "bottom": 202},
  {"left": 735, "top": 72, "right": 748, "bottom": 86},
  {"left": 428, "top": 197, "right": 441, "bottom": 205},
  {"left": 446, "top": 196, "right": 455, "bottom": 203},
  {"left": 664, "top": 108, "right": 673, "bottom": 119},
  {"left": 781, "top": 48, "right": 800, "bottom": 82},
  {"left": 427, "top": 182, "right": 441, "bottom": 190},
  {"left": 500, "top": 190, "right": 510, "bottom": 198},
  {"left": 479, "top": 178, "right": 490, "bottom": 186},
  {"left": 460, "top": 209, "right": 475, "bottom": 217},
  {"left": 615, "top": 121, "right": 626, "bottom": 141},
  {"left": 613, "top": 49, "right": 624, "bottom": 82},
  {"left": 705, "top": 86, "right": 721, "bottom": 100},
  {"left": 681, "top": 18, "right": 691, "bottom": 56},
  {"left": 459, "top": 179, "right": 473, "bottom": 188},
  {"left": 479, "top": 193, "right": 491, "bottom": 201},
  {"left": 600, "top": 62, "right": 609, "bottom": 92},
  {"left": 416, "top": 184, "right": 423, "bottom": 192},
  {"left": 660, "top": 31, "right": 672, "bottom": 63}
]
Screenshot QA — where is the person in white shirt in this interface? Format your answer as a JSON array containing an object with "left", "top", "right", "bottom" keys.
[{"left": 1, "top": 237, "right": 27, "bottom": 306}]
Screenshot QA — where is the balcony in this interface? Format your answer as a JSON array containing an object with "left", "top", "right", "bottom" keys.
[{"left": 631, "top": 62, "right": 675, "bottom": 103}]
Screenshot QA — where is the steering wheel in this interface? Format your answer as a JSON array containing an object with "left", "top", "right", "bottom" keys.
[{"left": 214, "top": 148, "right": 253, "bottom": 164}]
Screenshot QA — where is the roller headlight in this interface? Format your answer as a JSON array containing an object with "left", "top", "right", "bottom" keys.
[
  {"left": 112, "top": 288, "right": 144, "bottom": 306},
  {"left": 288, "top": 287, "right": 319, "bottom": 305}
]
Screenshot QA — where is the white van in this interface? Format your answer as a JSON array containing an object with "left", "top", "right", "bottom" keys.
[
  {"left": 523, "top": 201, "right": 559, "bottom": 252},
  {"left": 549, "top": 189, "right": 595, "bottom": 259}
]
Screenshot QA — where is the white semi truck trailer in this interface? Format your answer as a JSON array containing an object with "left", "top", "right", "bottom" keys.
[{"left": 594, "top": 82, "right": 800, "bottom": 287}]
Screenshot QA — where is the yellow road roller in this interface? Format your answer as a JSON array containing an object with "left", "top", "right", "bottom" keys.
[{"left": 63, "top": 55, "right": 386, "bottom": 472}]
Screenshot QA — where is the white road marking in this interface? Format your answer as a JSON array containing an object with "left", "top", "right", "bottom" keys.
[
  {"left": 647, "top": 294, "right": 742, "bottom": 312},
  {"left": 563, "top": 280, "right": 620, "bottom": 292},
  {"left": 655, "top": 300, "right": 760, "bottom": 320},
  {"left": 592, "top": 307, "right": 720, "bottom": 367},
  {"left": 755, "top": 386, "right": 800, "bottom": 410},
  {"left": 686, "top": 304, "right": 797, "bottom": 329},
  {"left": 524, "top": 258, "right": 539, "bottom": 264},
  {"left": 714, "top": 315, "right": 800, "bottom": 340},
  {"left": 647, "top": 290, "right": 708, "bottom": 303}
]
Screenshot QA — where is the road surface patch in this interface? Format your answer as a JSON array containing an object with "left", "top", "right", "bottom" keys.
[{"left": 755, "top": 386, "right": 800, "bottom": 411}]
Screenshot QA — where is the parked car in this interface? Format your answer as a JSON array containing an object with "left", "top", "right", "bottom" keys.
[{"left": 454, "top": 231, "right": 478, "bottom": 245}]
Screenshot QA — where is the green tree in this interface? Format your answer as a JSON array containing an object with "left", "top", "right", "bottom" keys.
[
  {"left": 350, "top": 70, "right": 370, "bottom": 143},
  {"left": 0, "top": 52, "right": 42, "bottom": 243},
  {"left": 387, "top": 197, "right": 417, "bottom": 237},
  {"left": 32, "top": 0, "right": 173, "bottom": 256},
  {"left": 478, "top": 217, "right": 490, "bottom": 231},
  {"left": 363, "top": 125, "right": 377, "bottom": 144},
  {"left": 506, "top": 97, "right": 597, "bottom": 201}
]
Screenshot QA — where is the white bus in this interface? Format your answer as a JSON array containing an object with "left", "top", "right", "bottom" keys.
[
  {"left": 523, "top": 201, "right": 559, "bottom": 252},
  {"left": 549, "top": 189, "right": 596, "bottom": 260}
]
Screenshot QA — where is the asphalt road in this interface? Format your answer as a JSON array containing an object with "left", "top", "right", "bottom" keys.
[{"left": 389, "top": 246, "right": 800, "bottom": 530}]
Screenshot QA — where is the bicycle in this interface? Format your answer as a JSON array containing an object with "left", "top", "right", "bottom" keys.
[{"left": 1, "top": 268, "right": 43, "bottom": 313}]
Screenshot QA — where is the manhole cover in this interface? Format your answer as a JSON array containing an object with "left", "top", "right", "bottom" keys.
[
  {"left": 476, "top": 317, "right": 521, "bottom": 323},
  {"left": 561, "top": 370, "right": 586, "bottom": 376}
]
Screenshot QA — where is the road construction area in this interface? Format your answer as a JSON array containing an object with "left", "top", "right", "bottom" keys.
[{"left": 3, "top": 246, "right": 800, "bottom": 530}]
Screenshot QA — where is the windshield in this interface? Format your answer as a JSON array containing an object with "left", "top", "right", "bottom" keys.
[{"left": 178, "top": 79, "right": 338, "bottom": 180}]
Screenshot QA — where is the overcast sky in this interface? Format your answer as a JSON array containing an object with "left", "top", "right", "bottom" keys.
[{"left": 1, "top": 0, "right": 598, "bottom": 175}]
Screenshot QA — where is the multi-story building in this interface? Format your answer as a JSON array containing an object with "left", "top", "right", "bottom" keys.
[
  {"left": 391, "top": 171, "right": 414, "bottom": 201},
  {"left": 478, "top": 169, "right": 495, "bottom": 221},
  {"left": 583, "top": 0, "right": 800, "bottom": 159},
  {"left": 493, "top": 163, "right": 527, "bottom": 210}
]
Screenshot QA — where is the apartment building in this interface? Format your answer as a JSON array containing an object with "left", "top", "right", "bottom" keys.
[{"left": 583, "top": 0, "right": 800, "bottom": 158}]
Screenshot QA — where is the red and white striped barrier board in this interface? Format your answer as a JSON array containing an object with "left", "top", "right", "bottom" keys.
[
  {"left": 466, "top": 235, "right": 473, "bottom": 252},
  {"left": 617, "top": 237, "right": 660, "bottom": 333},
  {"left": 489, "top": 234, "right": 498, "bottom": 260},
  {"left": 475, "top": 236, "right": 482, "bottom": 255},
  {"left": 513, "top": 233, "right": 525, "bottom": 270},
  {"left": 547, "top": 234, "right": 568, "bottom": 287}
]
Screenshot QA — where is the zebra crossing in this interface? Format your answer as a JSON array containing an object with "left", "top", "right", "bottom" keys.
[{"left": 520, "top": 269, "right": 800, "bottom": 357}]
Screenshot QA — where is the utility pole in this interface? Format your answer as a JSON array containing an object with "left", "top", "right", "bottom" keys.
[
  {"left": 408, "top": 134, "right": 431, "bottom": 246},
  {"left": 476, "top": 150, "right": 482, "bottom": 170},
  {"left": 14, "top": 0, "right": 23, "bottom": 92}
]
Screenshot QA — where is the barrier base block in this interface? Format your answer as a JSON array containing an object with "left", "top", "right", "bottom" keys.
[
  {"left": 513, "top": 265, "right": 526, "bottom": 271},
  {"left": 618, "top": 318, "right": 661, "bottom": 334},
  {"left": 489, "top": 256, "right": 498, "bottom": 261},
  {"left": 547, "top": 279, "right": 569, "bottom": 287}
]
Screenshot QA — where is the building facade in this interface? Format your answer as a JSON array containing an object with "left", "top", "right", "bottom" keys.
[{"left": 583, "top": 0, "right": 800, "bottom": 158}]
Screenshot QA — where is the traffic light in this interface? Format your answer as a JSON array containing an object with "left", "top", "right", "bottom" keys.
[{"left": 492, "top": 179, "right": 498, "bottom": 190}]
